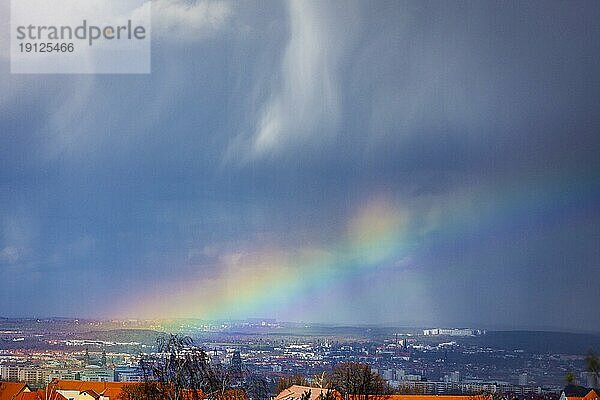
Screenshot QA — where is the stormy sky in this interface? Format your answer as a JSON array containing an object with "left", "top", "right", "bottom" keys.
[{"left": 1, "top": 1, "right": 599, "bottom": 331}]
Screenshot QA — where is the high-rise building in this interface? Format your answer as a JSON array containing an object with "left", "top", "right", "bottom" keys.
[
  {"left": 396, "top": 369, "right": 405, "bottom": 380},
  {"left": 0, "top": 365, "right": 19, "bottom": 381},
  {"left": 84, "top": 348, "right": 91, "bottom": 366},
  {"left": 115, "top": 367, "right": 145, "bottom": 382},
  {"left": 519, "top": 373, "right": 528, "bottom": 386},
  {"left": 450, "top": 371, "right": 460, "bottom": 383},
  {"left": 230, "top": 350, "right": 242, "bottom": 374},
  {"left": 80, "top": 367, "right": 115, "bottom": 382},
  {"left": 382, "top": 369, "right": 394, "bottom": 380},
  {"left": 46, "top": 369, "right": 81, "bottom": 383},
  {"left": 17, "top": 368, "right": 47, "bottom": 386}
]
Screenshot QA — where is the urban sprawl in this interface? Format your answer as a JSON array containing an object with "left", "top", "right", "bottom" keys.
[{"left": 1, "top": 319, "right": 599, "bottom": 400}]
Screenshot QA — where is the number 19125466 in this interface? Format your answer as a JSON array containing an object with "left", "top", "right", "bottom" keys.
[{"left": 19, "top": 42, "right": 74, "bottom": 52}]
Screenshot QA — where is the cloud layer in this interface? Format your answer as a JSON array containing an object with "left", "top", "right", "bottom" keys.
[{"left": 1, "top": 1, "right": 599, "bottom": 330}]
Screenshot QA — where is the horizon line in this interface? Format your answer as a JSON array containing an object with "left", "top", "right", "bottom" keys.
[{"left": 1, "top": 316, "right": 600, "bottom": 335}]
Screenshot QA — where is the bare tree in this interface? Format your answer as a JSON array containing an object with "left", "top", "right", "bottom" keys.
[
  {"left": 276, "top": 375, "right": 311, "bottom": 393},
  {"left": 301, "top": 390, "right": 312, "bottom": 400},
  {"left": 135, "top": 334, "right": 225, "bottom": 400},
  {"left": 241, "top": 368, "right": 269, "bottom": 400},
  {"left": 120, "top": 382, "right": 162, "bottom": 400},
  {"left": 313, "top": 372, "right": 332, "bottom": 389},
  {"left": 317, "top": 389, "right": 338, "bottom": 400},
  {"left": 329, "top": 362, "right": 390, "bottom": 400},
  {"left": 565, "top": 371, "right": 576, "bottom": 386},
  {"left": 586, "top": 350, "right": 600, "bottom": 388},
  {"left": 125, "top": 334, "right": 268, "bottom": 400}
]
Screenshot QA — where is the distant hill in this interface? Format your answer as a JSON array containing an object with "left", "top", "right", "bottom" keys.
[
  {"left": 77, "top": 329, "right": 163, "bottom": 345},
  {"left": 466, "top": 330, "right": 600, "bottom": 354}
]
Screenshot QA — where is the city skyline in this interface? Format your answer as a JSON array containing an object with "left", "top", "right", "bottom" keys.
[
  {"left": 1, "top": 316, "right": 597, "bottom": 334},
  {"left": 1, "top": 1, "right": 600, "bottom": 331}
]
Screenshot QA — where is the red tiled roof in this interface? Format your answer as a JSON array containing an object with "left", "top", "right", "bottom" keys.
[
  {"left": 584, "top": 390, "right": 600, "bottom": 400},
  {"left": 50, "top": 380, "right": 209, "bottom": 400},
  {"left": 275, "top": 385, "right": 342, "bottom": 400},
  {"left": 34, "top": 389, "right": 68, "bottom": 400},
  {"left": 12, "top": 393, "right": 38, "bottom": 400},
  {"left": 80, "top": 389, "right": 100, "bottom": 399},
  {"left": 0, "top": 382, "right": 29, "bottom": 400},
  {"left": 49, "top": 380, "right": 142, "bottom": 400},
  {"left": 10, "top": 389, "right": 68, "bottom": 400},
  {"left": 46, "top": 379, "right": 248, "bottom": 400}
]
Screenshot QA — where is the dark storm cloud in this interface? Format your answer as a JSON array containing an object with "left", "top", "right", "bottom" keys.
[{"left": 0, "top": 0, "right": 599, "bottom": 329}]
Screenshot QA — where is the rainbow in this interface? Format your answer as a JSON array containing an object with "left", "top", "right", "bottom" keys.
[{"left": 123, "top": 170, "right": 596, "bottom": 321}]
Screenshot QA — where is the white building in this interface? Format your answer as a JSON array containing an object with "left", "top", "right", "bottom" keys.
[
  {"left": 519, "top": 373, "right": 528, "bottom": 386},
  {"left": 450, "top": 371, "right": 460, "bottom": 383},
  {"left": 0, "top": 365, "right": 19, "bottom": 381},
  {"left": 423, "top": 328, "right": 485, "bottom": 336},
  {"left": 79, "top": 367, "right": 114, "bottom": 382},
  {"left": 18, "top": 368, "right": 47, "bottom": 386}
]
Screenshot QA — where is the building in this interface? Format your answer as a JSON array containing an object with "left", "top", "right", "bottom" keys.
[
  {"left": 422, "top": 329, "right": 484, "bottom": 337},
  {"left": 230, "top": 350, "right": 242, "bottom": 374},
  {"left": 393, "top": 380, "right": 540, "bottom": 395},
  {"left": 13, "top": 389, "right": 67, "bottom": 400},
  {"left": 519, "top": 373, "right": 528, "bottom": 386},
  {"left": 450, "top": 371, "right": 460, "bottom": 383},
  {"left": 0, "top": 366, "right": 19, "bottom": 382},
  {"left": 48, "top": 380, "right": 140, "bottom": 400},
  {"left": 559, "top": 388, "right": 600, "bottom": 400},
  {"left": 17, "top": 368, "right": 47, "bottom": 387},
  {"left": 381, "top": 369, "right": 395, "bottom": 381},
  {"left": 46, "top": 379, "right": 216, "bottom": 400},
  {"left": 275, "top": 385, "right": 342, "bottom": 400},
  {"left": 114, "top": 367, "right": 144, "bottom": 382},
  {"left": 0, "top": 382, "right": 30, "bottom": 400},
  {"left": 46, "top": 370, "right": 81, "bottom": 383},
  {"left": 1, "top": 366, "right": 47, "bottom": 387},
  {"left": 272, "top": 365, "right": 283, "bottom": 373},
  {"left": 79, "top": 367, "right": 114, "bottom": 382}
]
